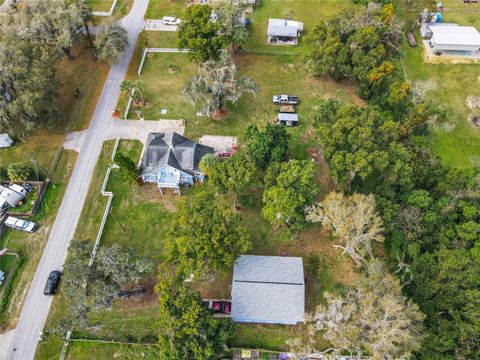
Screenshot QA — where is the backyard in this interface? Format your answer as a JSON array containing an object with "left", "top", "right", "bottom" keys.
[{"left": 399, "top": 0, "right": 480, "bottom": 168}]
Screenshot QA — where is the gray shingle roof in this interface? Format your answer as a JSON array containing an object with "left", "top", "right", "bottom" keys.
[
  {"left": 232, "top": 255, "right": 305, "bottom": 325},
  {"left": 141, "top": 132, "right": 213, "bottom": 176}
]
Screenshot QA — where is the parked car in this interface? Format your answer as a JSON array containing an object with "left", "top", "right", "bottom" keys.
[
  {"left": 4, "top": 216, "right": 37, "bottom": 233},
  {"left": 273, "top": 95, "right": 299, "bottom": 105},
  {"left": 201, "top": 300, "right": 232, "bottom": 314},
  {"left": 162, "top": 16, "right": 181, "bottom": 26},
  {"left": 279, "top": 105, "right": 296, "bottom": 113},
  {"left": 44, "top": 270, "right": 61, "bottom": 295}
]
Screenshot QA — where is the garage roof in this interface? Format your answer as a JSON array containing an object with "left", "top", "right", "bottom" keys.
[
  {"left": 431, "top": 25, "right": 480, "bottom": 46},
  {"left": 232, "top": 255, "right": 305, "bottom": 325}
]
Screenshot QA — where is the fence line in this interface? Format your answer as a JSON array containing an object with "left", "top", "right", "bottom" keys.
[
  {"left": 60, "top": 138, "right": 120, "bottom": 359},
  {"left": 123, "top": 88, "right": 136, "bottom": 120},
  {"left": 92, "top": 0, "right": 118, "bottom": 16},
  {"left": 137, "top": 48, "right": 189, "bottom": 76}
]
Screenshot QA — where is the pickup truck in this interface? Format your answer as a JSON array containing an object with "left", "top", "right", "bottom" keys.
[
  {"left": 4, "top": 216, "right": 38, "bottom": 233},
  {"left": 273, "top": 95, "right": 299, "bottom": 105}
]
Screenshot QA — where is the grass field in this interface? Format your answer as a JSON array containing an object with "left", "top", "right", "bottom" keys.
[
  {"left": 0, "top": 41, "right": 109, "bottom": 331},
  {"left": 145, "top": 0, "right": 185, "bottom": 19},
  {"left": 399, "top": 4, "right": 480, "bottom": 168}
]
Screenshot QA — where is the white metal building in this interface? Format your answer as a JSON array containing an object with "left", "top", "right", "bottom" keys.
[{"left": 429, "top": 25, "right": 480, "bottom": 52}]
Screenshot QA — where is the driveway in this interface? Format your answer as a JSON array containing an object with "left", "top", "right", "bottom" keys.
[
  {"left": 145, "top": 19, "right": 178, "bottom": 31},
  {"left": 4, "top": 1, "right": 149, "bottom": 359}
]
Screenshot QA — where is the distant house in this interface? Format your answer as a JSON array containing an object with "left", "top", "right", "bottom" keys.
[
  {"left": 231, "top": 255, "right": 305, "bottom": 325},
  {"left": 428, "top": 25, "right": 480, "bottom": 52},
  {"left": 0, "top": 184, "right": 27, "bottom": 211},
  {"left": 267, "top": 18, "right": 304, "bottom": 45},
  {"left": 0, "top": 134, "right": 14, "bottom": 148},
  {"left": 140, "top": 132, "right": 214, "bottom": 195}
]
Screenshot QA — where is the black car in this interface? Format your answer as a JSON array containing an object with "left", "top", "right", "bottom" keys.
[{"left": 44, "top": 270, "right": 61, "bottom": 295}]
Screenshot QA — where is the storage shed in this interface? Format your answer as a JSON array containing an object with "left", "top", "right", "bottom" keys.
[
  {"left": 267, "top": 19, "right": 303, "bottom": 45},
  {"left": 276, "top": 113, "right": 298, "bottom": 126},
  {"left": 231, "top": 255, "right": 305, "bottom": 325},
  {"left": 429, "top": 25, "right": 480, "bottom": 51}
]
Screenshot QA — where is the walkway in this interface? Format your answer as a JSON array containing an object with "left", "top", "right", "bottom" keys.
[{"left": 4, "top": 1, "right": 149, "bottom": 359}]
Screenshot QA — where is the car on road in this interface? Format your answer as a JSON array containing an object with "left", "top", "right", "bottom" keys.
[
  {"left": 273, "top": 95, "right": 299, "bottom": 105},
  {"left": 162, "top": 16, "right": 181, "bottom": 26},
  {"left": 4, "top": 216, "right": 38, "bottom": 233},
  {"left": 44, "top": 271, "right": 61, "bottom": 295},
  {"left": 202, "top": 299, "right": 232, "bottom": 314}
]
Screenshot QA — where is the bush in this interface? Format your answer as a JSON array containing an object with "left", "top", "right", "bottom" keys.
[
  {"left": 0, "top": 166, "right": 7, "bottom": 181},
  {"left": 7, "top": 164, "right": 33, "bottom": 182}
]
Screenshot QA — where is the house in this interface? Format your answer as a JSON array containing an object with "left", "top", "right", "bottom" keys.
[
  {"left": 140, "top": 132, "right": 214, "bottom": 195},
  {"left": 267, "top": 18, "right": 303, "bottom": 45},
  {"left": 0, "top": 134, "right": 13, "bottom": 148},
  {"left": 429, "top": 25, "right": 480, "bottom": 52},
  {"left": 0, "top": 184, "right": 27, "bottom": 211},
  {"left": 231, "top": 255, "right": 305, "bottom": 325}
]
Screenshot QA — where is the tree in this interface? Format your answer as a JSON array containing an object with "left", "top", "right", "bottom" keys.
[
  {"left": 314, "top": 100, "right": 413, "bottom": 192},
  {"left": 212, "top": 0, "right": 249, "bottom": 52},
  {"left": 183, "top": 53, "right": 258, "bottom": 117},
  {"left": 57, "top": 241, "right": 153, "bottom": 332},
  {"left": 156, "top": 273, "right": 233, "bottom": 359},
  {"left": 200, "top": 152, "right": 256, "bottom": 207},
  {"left": 6, "top": 164, "right": 32, "bottom": 182},
  {"left": 262, "top": 160, "right": 319, "bottom": 227},
  {"left": 289, "top": 260, "right": 425, "bottom": 359},
  {"left": 120, "top": 80, "right": 146, "bottom": 106},
  {"left": 178, "top": 4, "right": 226, "bottom": 63},
  {"left": 94, "top": 22, "right": 129, "bottom": 63},
  {"left": 15, "top": 0, "right": 84, "bottom": 60},
  {"left": 114, "top": 152, "right": 139, "bottom": 184},
  {"left": 410, "top": 246, "right": 480, "bottom": 359},
  {"left": 167, "top": 191, "right": 251, "bottom": 276},
  {"left": 306, "top": 4, "right": 402, "bottom": 99},
  {"left": 307, "top": 192, "right": 384, "bottom": 265},
  {"left": 70, "top": 0, "right": 96, "bottom": 59},
  {"left": 0, "top": 28, "right": 61, "bottom": 137},
  {"left": 245, "top": 124, "right": 290, "bottom": 170}
]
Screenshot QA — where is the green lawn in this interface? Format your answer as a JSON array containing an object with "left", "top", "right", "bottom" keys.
[
  {"left": 400, "top": 19, "right": 480, "bottom": 168},
  {"left": 87, "top": 0, "right": 113, "bottom": 12},
  {"left": 145, "top": 0, "right": 185, "bottom": 19},
  {"left": 65, "top": 341, "right": 158, "bottom": 360}
]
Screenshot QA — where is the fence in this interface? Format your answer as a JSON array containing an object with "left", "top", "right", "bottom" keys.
[
  {"left": 92, "top": 0, "right": 118, "bottom": 16},
  {"left": 137, "top": 48, "right": 189, "bottom": 76},
  {"left": 60, "top": 137, "right": 120, "bottom": 359}
]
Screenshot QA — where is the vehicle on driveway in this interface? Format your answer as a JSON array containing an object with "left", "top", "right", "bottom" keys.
[
  {"left": 276, "top": 113, "right": 299, "bottom": 127},
  {"left": 162, "top": 16, "right": 181, "bottom": 26},
  {"left": 202, "top": 299, "right": 232, "bottom": 314},
  {"left": 4, "top": 216, "right": 38, "bottom": 233},
  {"left": 44, "top": 271, "right": 61, "bottom": 295},
  {"left": 273, "top": 95, "right": 299, "bottom": 105}
]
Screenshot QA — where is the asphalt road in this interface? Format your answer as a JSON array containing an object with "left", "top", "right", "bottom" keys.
[{"left": 4, "top": 1, "right": 149, "bottom": 359}]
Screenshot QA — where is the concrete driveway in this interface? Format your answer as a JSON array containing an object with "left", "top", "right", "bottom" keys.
[{"left": 4, "top": 1, "right": 149, "bottom": 359}]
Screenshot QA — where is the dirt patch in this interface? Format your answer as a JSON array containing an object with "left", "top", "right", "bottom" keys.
[
  {"left": 309, "top": 146, "right": 335, "bottom": 194},
  {"left": 118, "top": 276, "right": 158, "bottom": 309},
  {"left": 308, "top": 74, "right": 366, "bottom": 107},
  {"left": 470, "top": 114, "right": 480, "bottom": 128},
  {"left": 194, "top": 270, "right": 232, "bottom": 300},
  {"left": 466, "top": 95, "right": 480, "bottom": 110},
  {"left": 212, "top": 109, "right": 231, "bottom": 121}
]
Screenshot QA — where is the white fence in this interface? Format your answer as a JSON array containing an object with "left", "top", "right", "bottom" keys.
[
  {"left": 92, "top": 0, "right": 118, "bottom": 16},
  {"left": 137, "top": 48, "right": 189, "bottom": 76}
]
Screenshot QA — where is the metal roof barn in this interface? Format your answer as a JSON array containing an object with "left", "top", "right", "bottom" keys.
[
  {"left": 231, "top": 255, "right": 305, "bottom": 325},
  {"left": 430, "top": 25, "right": 480, "bottom": 51}
]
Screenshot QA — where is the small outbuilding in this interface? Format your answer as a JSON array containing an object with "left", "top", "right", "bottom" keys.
[
  {"left": 276, "top": 113, "right": 298, "bottom": 126},
  {"left": 0, "top": 184, "right": 27, "bottom": 210},
  {"left": 231, "top": 255, "right": 305, "bottom": 325},
  {"left": 267, "top": 19, "right": 303, "bottom": 45},
  {"left": 429, "top": 25, "right": 480, "bottom": 52},
  {"left": 0, "top": 134, "right": 14, "bottom": 148}
]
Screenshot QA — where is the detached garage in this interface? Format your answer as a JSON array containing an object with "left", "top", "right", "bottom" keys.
[
  {"left": 429, "top": 25, "right": 480, "bottom": 52},
  {"left": 231, "top": 255, "right": 305, "bottom": 325}
]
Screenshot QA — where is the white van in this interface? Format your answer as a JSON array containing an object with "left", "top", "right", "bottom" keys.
[
  {"left": 162, "top": 16, "right": 181, "bottom": 26},
  {"left": 5, "top": 216, "right": 38, "bottom": 233}
]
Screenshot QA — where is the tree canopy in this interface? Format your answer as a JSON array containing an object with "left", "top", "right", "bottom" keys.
[
  {"left": 183, "top": 53, "right": 258, "bottom": 116},
  {"left": 290, "top": 260, "right": 425, "bottom": 359},
  {"left": 178, "top": 4, "right": 226, "bottom": 63},
  {"left": 211, "top": 0, "right": 249, "bottom": 52},
  {"left": 156, "top": 273, "right": 232, "bottom": 359},
  {"left": 262, "top": 160, "right": 319, "bottom": 227},
  {"left": 167, "top": 191, "right": 251, "bottom": 276},
  {"left": 94, "top": 22, "right": 129, "bottom": 63},
  {"left": 245, "top": 124, "right": 290, "bottom": 170}
]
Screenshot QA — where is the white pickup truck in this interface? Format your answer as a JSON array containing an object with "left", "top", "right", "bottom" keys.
[
  {"left": 5, "top": 216, "right": 38, "bottom": 233},
  {"left": 273, "top": 95, "right": 299, "bottom": 105},
  {"left": 162, "top": 16, "right": 181, "bottom": 26}
]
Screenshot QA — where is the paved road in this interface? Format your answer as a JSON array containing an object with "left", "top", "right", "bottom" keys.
[{"left": 4, "top": 1, "right": 149, "bottom": 359}]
